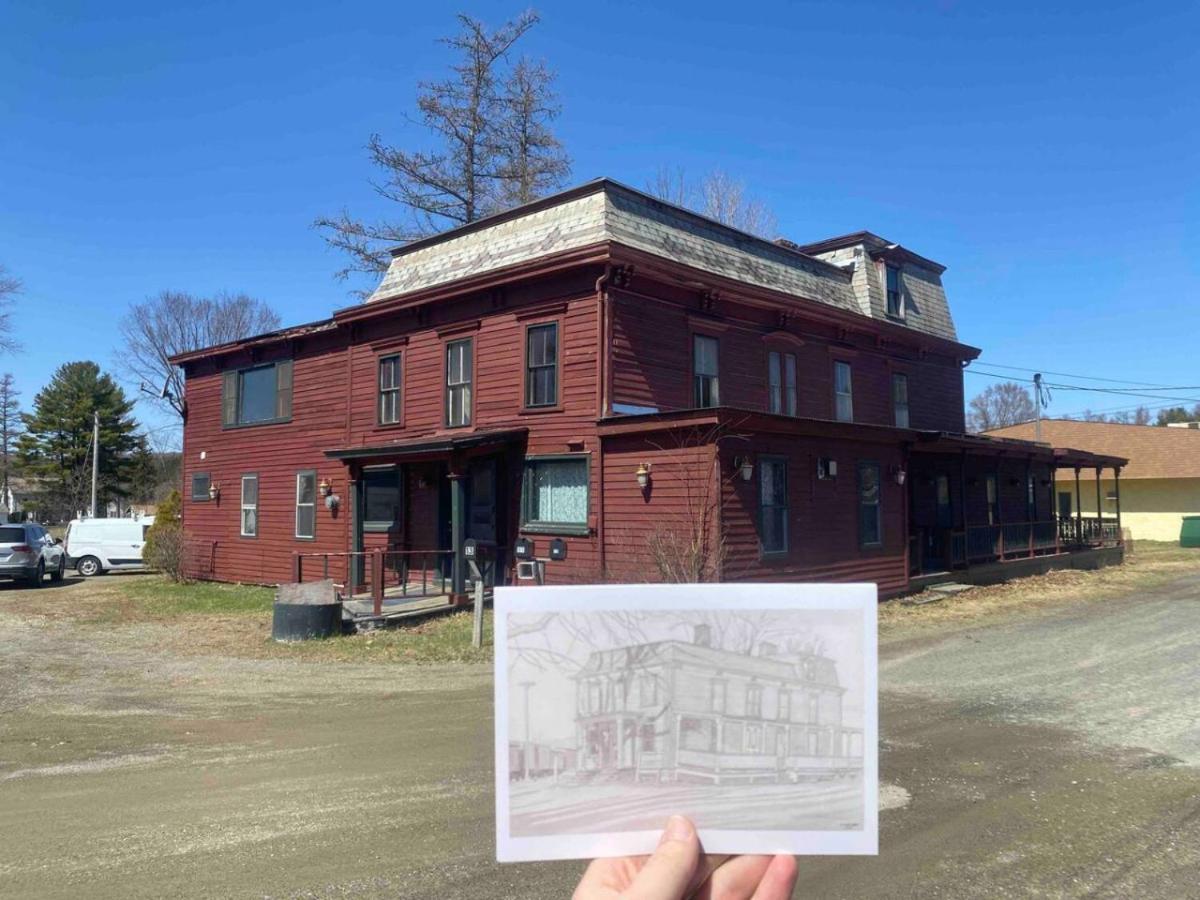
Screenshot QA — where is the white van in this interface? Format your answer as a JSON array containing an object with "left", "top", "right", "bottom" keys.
[{"left": 64, "top": 517, "right": 155, "bottom": 576}]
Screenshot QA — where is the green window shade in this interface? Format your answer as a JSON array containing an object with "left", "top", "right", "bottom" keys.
[
  {"left": 275, "top": 359, "right": 293, "bottom": 420},
  {"left": 222, "top": 371, "right": 237, "bottom": 425}
]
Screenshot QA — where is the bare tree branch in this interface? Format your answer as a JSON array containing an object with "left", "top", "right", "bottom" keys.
[{"left": 646, "top": 168, "right": 778, "bottom": 237}]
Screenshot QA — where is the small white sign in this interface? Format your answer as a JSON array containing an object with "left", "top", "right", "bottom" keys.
[{"left": 494, "top": 582, "right": 878, "bottom": 862}]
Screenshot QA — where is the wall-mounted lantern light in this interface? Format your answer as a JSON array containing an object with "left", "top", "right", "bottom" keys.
[
  {"left": 734, "top": 456, "right": 754, "bottom": 481},
  {"left": 325, "top": 493, "right": 340, "bottom": 511},
  {"left": 208, "top": 483, "right": 220, "bottom": 501},
  {"left": 319, "top": 478, "right": 332, "bottom": 498},
  {"left": 635, "top": 462, "right": 652, "bottom": 491},
  {"left": 892, "top": 466, "right": 907, "bottom": 486}
]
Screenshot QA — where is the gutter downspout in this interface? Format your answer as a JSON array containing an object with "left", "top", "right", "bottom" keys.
[{"left": 594, "top": 264, "right": 612, "bottom": 580}]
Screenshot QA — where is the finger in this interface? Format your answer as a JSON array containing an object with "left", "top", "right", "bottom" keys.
[
  {"left": 572, "top": 856, "right": 644, "bottom": 898},
  {"left": 749, "top": 855, "right": 798, "bottom": 900},
  {"left": 624, "top": 816, "right": 701, "bottom": 900},
  {"left": 694, "top": 854, "right": 773, "bottom": 899}
]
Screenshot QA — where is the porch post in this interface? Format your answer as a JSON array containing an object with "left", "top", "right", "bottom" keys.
[
  {"left": 1080, "top": 468, "right": 1089, "bottom": 547},
  {"left": 449, "top": 468, "right": 467, "bottom": 597},
  {"left": 958, "top": 450, "right": 968, "bottom": 567},
  {"left": 1114, "top": 466, "right": 1122, "bottom": 543},
  {"left": 1095, "top": 466, "right": 1103, "bottom": 543},
  {"left": 350, "top": 470, "right": 363, "bottom": 589}
]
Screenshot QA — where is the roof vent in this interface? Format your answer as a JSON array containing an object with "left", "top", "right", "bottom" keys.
[{"left": 693, "top": 624, "right": 712, "bottom": 647}]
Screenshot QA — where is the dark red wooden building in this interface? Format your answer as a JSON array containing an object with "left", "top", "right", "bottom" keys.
[{"left": 173, "top": 179, "right": 1125, "bottom": 600}]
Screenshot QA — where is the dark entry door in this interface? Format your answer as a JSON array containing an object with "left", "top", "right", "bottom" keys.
[{"left": 465, "top": 456, "right": 507, "bottom": 586}]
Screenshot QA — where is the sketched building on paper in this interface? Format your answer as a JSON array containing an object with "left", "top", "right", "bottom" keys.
[{"left": 573, "top": 625, "right": 863, "bottom": 785}]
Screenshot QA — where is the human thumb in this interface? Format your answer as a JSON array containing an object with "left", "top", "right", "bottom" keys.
[{"left": 625, "top": 816, "right": 701, "bottom": 900}]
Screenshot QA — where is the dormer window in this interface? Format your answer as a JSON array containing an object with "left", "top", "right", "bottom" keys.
[{"left": 886, "top": 265, "right": 903, "bottom": 318}]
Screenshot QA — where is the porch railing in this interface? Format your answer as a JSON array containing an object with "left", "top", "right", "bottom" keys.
[
  {"left": 291, "top": 548, "right": 454, "bottom": 616},
  {"left": 917, "top": 516, "right": 1121, "bottom": 573}
]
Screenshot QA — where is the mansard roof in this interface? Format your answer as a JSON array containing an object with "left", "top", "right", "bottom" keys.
[{"left": 367, "top": 178, "right": 960, "bottom": 343}]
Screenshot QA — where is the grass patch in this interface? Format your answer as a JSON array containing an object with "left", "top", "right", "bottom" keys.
[
  {"left": 116, "top": 576, "right": 274, "bottom": 618},
  {"left": 269, "top": 608, "right": 494, "bottom": 665},
  {"left": 880, "top": 541, "right": 1200, "bottom": 637}
]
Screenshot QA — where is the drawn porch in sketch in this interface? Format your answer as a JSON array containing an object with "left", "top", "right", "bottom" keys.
[{"left": 571, "top": 624, "right": 862, "bottom": 785}]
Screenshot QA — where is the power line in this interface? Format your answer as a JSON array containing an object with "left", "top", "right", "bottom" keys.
[
  {"left": 964, "top": 368, "right": 1200, "bottom": 404},
  {"left": 966, "top": 361, "right": 1179, "bottom": 389}
]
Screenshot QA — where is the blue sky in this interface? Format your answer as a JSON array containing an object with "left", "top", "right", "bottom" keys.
[{"left": 2, "top": 0, "right": 1197, "bottom": 442}]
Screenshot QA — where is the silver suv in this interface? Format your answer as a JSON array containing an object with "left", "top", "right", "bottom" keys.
[{"left": 0, "top": 522, "right": 67, "bottom": 587}]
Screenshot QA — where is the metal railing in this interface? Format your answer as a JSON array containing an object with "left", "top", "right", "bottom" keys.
[{"left": 292, "top": 548, "right": 454, "bottom": 616}]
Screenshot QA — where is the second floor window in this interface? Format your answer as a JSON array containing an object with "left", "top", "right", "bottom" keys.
[
  {"left": 779, "top": 690, "right": 791, "bottom": 722},
  {"left": 892, "top": 373, "right": 910, "bottom": 427},
  {"left": 746, "top": 684, "right": 763, "bottom": 718},
  {"left": 858, "top": 461, "right": 882, "bottom": 547},
  {"left": 760, "top": 457, "right": 788, "bottom": 554},
  {"left": 834, "top": 361, "right": 853, "bottom": 422},
  {"left": 525, "top": 323, "right": 558, "bottom": 407},
  {"left": 710, "top": 679, "right": 726, "bottom": 713},
  {"left": 445, "top": 338, "right": 473, "bottom": 427},
  {"left": 768, "top": 350, "right": 797, "bottom": 416},
  {"left": 886, "top": 264, "right": 903, "bottom": 317},
  {"left": 222, "top": 359, "right": 292, "bottom": 427},
  {"left": 693, "top": 335, "right": 719, "bottom": 408},
  {"left": 378, "top": 355, "right": 401, "bottom": 425}
]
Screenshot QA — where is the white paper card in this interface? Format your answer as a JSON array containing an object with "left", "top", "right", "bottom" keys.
[{"left": 494, "top": 582, "right": 878, "bottom": 862}]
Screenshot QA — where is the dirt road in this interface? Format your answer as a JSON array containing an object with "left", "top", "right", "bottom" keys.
[{"left": 1, "top": 571, "right": 1198, "bottom": 898}]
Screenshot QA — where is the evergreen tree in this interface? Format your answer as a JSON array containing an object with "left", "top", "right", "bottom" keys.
[
  {"left": 0, "top": 373, "right": 22, "bottom": 510},
  {"left": 16, "top": 362, "right": 143, "bottom": 520}
]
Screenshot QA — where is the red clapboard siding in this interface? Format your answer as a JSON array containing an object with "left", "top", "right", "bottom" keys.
[{"left": 609, "top": 286, "right": 966, "bottom": 432}]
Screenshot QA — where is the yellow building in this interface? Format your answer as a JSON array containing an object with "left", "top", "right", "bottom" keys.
[{"left": 986, "top": 420, "right": 1200, "bottom": 542}]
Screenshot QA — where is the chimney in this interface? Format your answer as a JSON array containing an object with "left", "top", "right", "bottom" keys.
[
  {"left": 693, "top": 624, "right": 711, "bottom": 648},
  {"left": 758, "top": 641, "right": 777, "bottom": 658}
]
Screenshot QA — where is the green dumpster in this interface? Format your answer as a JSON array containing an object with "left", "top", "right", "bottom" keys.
[{"left": 1181, "top": 516, "right": 1200, "bottom": 548}]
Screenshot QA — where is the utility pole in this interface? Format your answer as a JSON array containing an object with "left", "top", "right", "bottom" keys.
[
  {"left": 1034, "top": 373, "right": 1043, "bottom": 443},
  {"left": 90, "top": 411, "right": 99, "bottom": 518},
  {"left": 520, "top": 680, "right": 535, "bottom": 780}
]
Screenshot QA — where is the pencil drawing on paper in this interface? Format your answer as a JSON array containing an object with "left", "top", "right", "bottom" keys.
[{"left": 505, "top": 609, "right": 866, "bottom": 837}]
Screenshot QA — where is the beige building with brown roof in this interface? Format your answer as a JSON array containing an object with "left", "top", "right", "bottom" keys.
[{"left": 987, "top": 419, "right": 1200, "bottom": 541}]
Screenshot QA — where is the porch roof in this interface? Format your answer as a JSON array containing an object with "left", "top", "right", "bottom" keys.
[
  {"left": 324, "top": 427, "right": 528, "bottom": 462},
  {"left": 911, "top": 430, "right": 1126, "bottom": 469}
]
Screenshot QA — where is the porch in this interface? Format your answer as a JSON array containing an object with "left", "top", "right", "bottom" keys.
[{"left": 907, "top": 432, "right": 1127, "bottom": 582}]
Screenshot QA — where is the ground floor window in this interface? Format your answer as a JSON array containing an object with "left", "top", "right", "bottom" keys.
[
  {"left": 857, "top": 461, "right": 882, "bottom": 547},
  {"left": 362, "top": 466, "right": 402, "bottom": 531},
  {"left": 240, "top": 474, "right": 258, "bottom": 537},
  {"left": 680, "top": 716, "right": 716, "bottom": 752},
  {"left": 521, "top": 456, "right": 588, "bottom": 531},
  {"left": 295, "top": 470, "right": 316, "bottom": 539},
  {"left": 191, "top": 472, "right": 211, "bottom": 501},
  {"left": 759, "top": 456, "right": 788, "bottom": 554}
]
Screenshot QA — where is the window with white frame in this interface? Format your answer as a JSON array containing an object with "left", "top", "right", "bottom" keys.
[
  {"left": 892, "top": 372, "right": 910, "bottom": 427},
  {"left": 378, "top": 354, "right": 401, "bottom": 425},
  {"left": 445, "top": 338, "right": 473, "bottom": 427},
  {"left": 746, "top": 683, "right": 763, "bottom": 718},
  {"left": 240, "top": 474, "right": 259, "bottom": 538},
  {"left": 693, "top": 334, "right": 719, "bottom": 408},
  {"left": 834, "top": 361, "right": 853, "bottom": 422},
  {"left": 768, "top": 350, "right": 797, "bottom": 416},
  {"left": 295, "top": 471, "right": 316, "bottom": 539}
]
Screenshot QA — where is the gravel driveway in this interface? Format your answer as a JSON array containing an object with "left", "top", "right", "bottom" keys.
[{"left": 0, "top": 570, "right": 1198, "bottom": 898}]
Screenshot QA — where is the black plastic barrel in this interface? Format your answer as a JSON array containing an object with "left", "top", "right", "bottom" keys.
[{"left": 272, "top": 599, "right": 342, "bottom": 641}]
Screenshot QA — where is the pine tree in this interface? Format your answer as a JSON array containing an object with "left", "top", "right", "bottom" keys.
[
  {"left": 0, "top": 374, "right": 22, "bottom": 511},
  {"left": 16, "top": 362, "right": 143, "bottom": 521}
]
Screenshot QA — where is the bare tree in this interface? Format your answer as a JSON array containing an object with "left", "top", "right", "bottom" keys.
[
  {"left": 495, "top": 57, "right": 571, "bottom": 206},
  {"left": 315, "top": 11, "right": 569, "bottom": 283},
  {"left": 966, "top": 382, "right": 1037, "bottom": 432},
  {"left": 646, "top": 167, "right": 778, "bottom": 237},
  {"left": 0, "top": 374, "right": 21, "bottom": 509},
  {"left": 0, "top": 265, "right": 22, "bottom": 354},
  {"left": 118, "top": 290, "right": 282, "bottom": 419}
]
